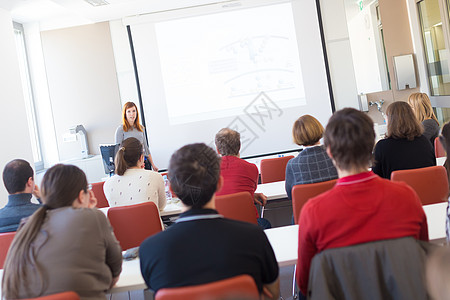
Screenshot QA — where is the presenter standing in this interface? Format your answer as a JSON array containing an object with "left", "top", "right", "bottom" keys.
[{"left": 115, "top": 102, "right": 158, "bottom": 171}]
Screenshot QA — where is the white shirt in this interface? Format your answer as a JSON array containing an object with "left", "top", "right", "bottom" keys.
[{"left": 103, "top": 169, "right": 166, "bottom": 211}]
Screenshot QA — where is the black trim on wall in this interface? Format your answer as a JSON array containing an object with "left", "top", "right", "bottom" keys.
[
  {"left": 126, "top": 25, "right": 148, "bottom": 137},
  {"left": 315, "top": 0, "right": 336, "bottom": 112}
]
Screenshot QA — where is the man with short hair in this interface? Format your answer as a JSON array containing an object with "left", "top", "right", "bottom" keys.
[
  {"left": 215, "top": 128, "right": 270, "bottom": 228},
  {"left": 1, "top": 159, "right": 41, "bottom": 232},
  {"left": 139, "top": 143, "right": 280, "bottom": 299},
  {"left": 296, "top": 108, "right": 429, "bottom": 296}
]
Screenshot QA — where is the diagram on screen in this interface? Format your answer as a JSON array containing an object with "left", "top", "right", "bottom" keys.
[{"left": 155, "top": 3, "right": 306, "bottom": 125}]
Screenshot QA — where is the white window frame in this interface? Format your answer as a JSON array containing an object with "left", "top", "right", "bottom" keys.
[{"left": 13, "top": 22, "right": 44, "bottom": 171}]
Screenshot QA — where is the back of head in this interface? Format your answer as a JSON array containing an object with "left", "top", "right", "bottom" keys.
[
  {"left": 169, "top": 143, "right": 220, "bottom": 208},
  {"left": 215, "top": 128, "right": 241, "bottom": 156},
  {"left": 324, "top": 108, "right": 375, "bottom": 171},
  {"left": 115, "top": 137, "right": 144, "bottom": 175},
  {"left": 41, "top": 164, "right": 88, "bottom": 209},
  {"left": 292, "top": 115, "right": 324, "bottom": 146},
  {"left": 386, "top": 101, "right": 423, "bottom": 141},
  {"left": 2, "top": 159, "right": 33, "bottom": 194},
  {"left": 408, "top": 92, "right": 438, "bottom": 123},
  {"left": 2, "top": 163, "right": 87, "bottom": 298}
]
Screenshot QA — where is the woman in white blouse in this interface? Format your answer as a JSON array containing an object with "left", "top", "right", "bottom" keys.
[{"left": 104, "top": 137, "right": 166, "bottom": 211}]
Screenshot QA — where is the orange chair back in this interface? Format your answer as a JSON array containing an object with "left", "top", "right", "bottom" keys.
[
  {"left": 107, "top": 202, "right": 163, "bottom": 250},
  {"left": 435, "top": 137, "right": 446, "bottom": 158},
  {"left": 260, "top": 156, "right": 294, "bottom": 184},
  {"left": 91, "top": 182, "right": 109, "bottom": 208},
  {"left": 155, "top": 274, "right": 259, "bottom": 300},
  {"left": 215, "top": 192, "right": 258, "bottom": 225},
  {"left": 292, "top": 179, "right": 337, "bottom": 224},
  {"left": 391, "top": 166, "right": 449, "bottom": 205},
  {"left": 0, "top": 232, "right": 15, "bottom": 268},
  {"left": 26, "top": 291, "right": 80, "bottom": 299}
]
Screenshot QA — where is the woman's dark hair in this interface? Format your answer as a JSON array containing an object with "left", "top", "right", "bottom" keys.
[
  {"left": 2, "top": 164, "right": 88, "bottom": 298},
  {"left": 324, "top": 108, "right": 375, "bottom": 171},
  {"left": 386, "top": 101, "right": 424, "bottom": 141},
  {"left": 115, "top": 137, "right": 144, "bottom": 176},
  {"left": 440, "top": 122, "right": 450, "bottom": 190},
  {"left": 168, "top": 143, "right": 220, "bottom": 209}
]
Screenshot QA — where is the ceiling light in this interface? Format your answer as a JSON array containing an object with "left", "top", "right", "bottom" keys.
[{"left": 83, "top": 0, "right": 109, "bottom": 7}]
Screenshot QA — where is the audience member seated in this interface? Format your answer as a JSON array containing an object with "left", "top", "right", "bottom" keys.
[
  {"left": 215, "top": 128, "right": 271, "bottom": 229},
  {"left": 139, "top": 143, "right": 280, "bottom": 299},
  {"left": 439, "top": 122, "right": 450, "bottom": 189},
  {"left": 285, "top": 115, "right": 337, "bottom": 200},
  {"left": 104, "top": 137, "right": 166, "bottom": 211},
  {"left": 408, "top": 92, "right": 440, "bottom": 148},
  {"left": 297, "top": 108, "right": 429, "bottom": 298},
  {"left": 0, "top": 159, "right": 41, "bottom": 233},
  {"left": 2, "top": 164, "right": 122, "bottom": 299},
  {"left": 439, "top": 122, "right": 450, "bottom": 242},
  {"left": 372, "top": 101, "right": 435, "bottom": 179}
]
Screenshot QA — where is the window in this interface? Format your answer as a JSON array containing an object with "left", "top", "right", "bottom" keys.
[{"left": 13, "top": 22, "right": 44, "bottom": 171}]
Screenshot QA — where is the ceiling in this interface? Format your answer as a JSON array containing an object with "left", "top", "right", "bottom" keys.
[{"left": 0, "top": 0, "right": 234, "bottom": 30}]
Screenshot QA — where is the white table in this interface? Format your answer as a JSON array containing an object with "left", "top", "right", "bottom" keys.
[
  {"left": 256, "top": 181, "right": 287, "bottom": 201},
  {"left": 437, "top": 156, "right": 446, "bottom": 166},
  {"left": 423, "top": 202, "right": 447, "bottom": 241},
  {"left": 264, "top": 225, "right": 298, "bottom": 267}
]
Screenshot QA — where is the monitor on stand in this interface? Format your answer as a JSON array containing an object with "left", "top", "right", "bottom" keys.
[{"left": 100, "top": 144, "right": 119, "bottom": 176}]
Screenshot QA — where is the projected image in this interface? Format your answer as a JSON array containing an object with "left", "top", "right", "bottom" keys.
[{"left": 155, "top": 3, "right": 305, "bottom": 125}]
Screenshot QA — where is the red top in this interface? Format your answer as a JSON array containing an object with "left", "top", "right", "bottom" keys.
[
  {"left": 217, "top": 156, "right": 259, "bottom": 216},
  {"left": 296, "top": 171, "right": 429, "bottom": 294}
]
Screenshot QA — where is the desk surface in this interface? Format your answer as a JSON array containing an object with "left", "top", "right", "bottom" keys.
[{"left": 423, "top": 202, "right": 447, "bottom": 241}]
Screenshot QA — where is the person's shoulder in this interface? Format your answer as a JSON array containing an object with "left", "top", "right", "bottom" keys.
[{"left": 116, "top": 124, "right": 124, "bottom": 132}]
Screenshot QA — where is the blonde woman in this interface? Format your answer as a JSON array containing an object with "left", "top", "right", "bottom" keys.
[{"left": 408, "top": 92, "right": 440, "bottom": 147}]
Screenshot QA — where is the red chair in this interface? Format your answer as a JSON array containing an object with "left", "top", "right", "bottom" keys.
[
  {"left": 91, "top": 182, "right": 109, "bottom": 208},
  {"left": 260, "top": 156, "right": 294, "bottom": 184},
  {"left": 0, "top": 232, "right": 15, "bottom": 268},
  {"left": 155, "top": 274, "right": 259, "bottom": 300},
  {"left": 26, "top": 291, "right": 80, "bottom": 299},
  {"left": 435, "top": 137, "right": 446, "bottom": 158},
  {"left": 107, "top": 202, "right": 163, "bottom": 250},
  {"left": 292, "top": 179, "right": 337, "bottom": 224},
  {"left": 215, "top": 192, "right": 258, "bottom": 225},
  {"left": 391, "top": 166, "right": 449, "bottom": 205}
]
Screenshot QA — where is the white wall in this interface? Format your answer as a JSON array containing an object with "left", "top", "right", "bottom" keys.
[
  {"left": 40, "top": 22, "right": 123, "bottom": 161},
  {"left": 319, "top": 0, "right": 360, "bottom": 111},
  {"left": 0, "top": 8, "right": 34, "bottom": 207}
]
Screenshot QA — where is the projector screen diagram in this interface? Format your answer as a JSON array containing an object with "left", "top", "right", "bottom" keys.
[{"left": 155, "top": 3, "right": 305, "bottom": 125}]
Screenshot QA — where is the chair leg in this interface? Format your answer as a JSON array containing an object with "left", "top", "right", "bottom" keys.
[{"left": 292, "top": 264, "right": 299, "bottom": 299}]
